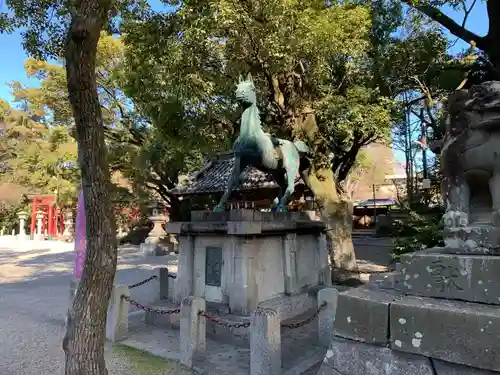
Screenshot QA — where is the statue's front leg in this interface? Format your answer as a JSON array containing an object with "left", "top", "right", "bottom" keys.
[
  {"left": 441, "top": 175, "right": 470, "bottom": 228},
  {"left": 214, "top": 157, "right": 243, "bottom": 212}
]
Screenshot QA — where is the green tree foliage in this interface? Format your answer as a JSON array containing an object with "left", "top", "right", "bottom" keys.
[
  {"left": 0, "top": 102, "right": 79, "bottom": 206},
  {"left": 121, "top": 0, "right": 403, "bottom": 271}
]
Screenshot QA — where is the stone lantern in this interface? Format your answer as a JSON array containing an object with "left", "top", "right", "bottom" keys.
[
  {"left": 35, "top": 210, "right": 45, "bottom": 240},
  {"left": 17, "top": 211, "right": 28, "bottom": 240},
  {"left": 140, "top": 202, "right": 168, "bottom": 256},
  {"left": 62, "top": 211, "right": 74, "bottom": 241}
]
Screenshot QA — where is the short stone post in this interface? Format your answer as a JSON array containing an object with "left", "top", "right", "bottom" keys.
[
  {"left": 250, "top": 308, "right": 281, "bottom": 375},
  {"left": 145, "top": 267, "right": 171, "bottom": 325},
  {"left": 180, "top": 296, "right": 206, "bottom": 367},
  {"left": 318, "top": 287, "right": 339, "bottom": 348},
  {"left": 106, "top": 284, "right": 130, "bottom": 343},
  {"left": 158, "top": 267, "right": 170, "bottom": 300}
]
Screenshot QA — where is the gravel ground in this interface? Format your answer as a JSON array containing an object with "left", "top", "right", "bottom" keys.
[{"left": 0, "top": 245, "right": 184, "bottom": 375}]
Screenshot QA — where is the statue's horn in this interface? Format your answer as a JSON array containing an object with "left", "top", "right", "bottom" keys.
[
  {"left": 238, "top": 74, "right": 243, "bottom": 83},
  {"left": 247, "top": 72, "right": 253, "bottom": 83}
]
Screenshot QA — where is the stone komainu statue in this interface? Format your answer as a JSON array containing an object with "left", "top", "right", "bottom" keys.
[{"left": 433, "top": 81, "right": 500, "bottom": 231}]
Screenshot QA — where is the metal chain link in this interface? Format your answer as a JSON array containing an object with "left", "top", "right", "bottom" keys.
[
  {"left": 128, "top": 275, "right": 157, "bottom": 289},
  {"left": 121, "top": 295, "right": 180, "bottom": 315},
  {"left": 128, "top": 272, "right": 177, "bottom": 289},
  {"left": 281, "top": 302, "right": 327, "bottom": 330},
  {"left": 198, "top": 311, "right": 251, "bottom": 328}
]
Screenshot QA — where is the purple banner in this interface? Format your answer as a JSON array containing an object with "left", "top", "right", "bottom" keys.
[{"left": 73, "top": 189, "right": 86, "bottom": 279}]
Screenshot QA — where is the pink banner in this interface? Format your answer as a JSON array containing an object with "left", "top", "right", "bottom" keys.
[{"left": 73, "top": 189, "right": 86, "bottom": 279}]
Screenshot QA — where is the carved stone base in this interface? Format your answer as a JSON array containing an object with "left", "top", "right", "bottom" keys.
[{"left": 443, "top": 226, "right": 500, "bottom": 254}]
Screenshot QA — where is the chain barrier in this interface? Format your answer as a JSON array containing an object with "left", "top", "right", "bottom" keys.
[
  {"left": 128, "top": 275, "right": 157, "bottom": 289},
  {"left": 281, "top": 302, "right": 327, "bottom": 330},
  {"left": 121, "top": 295, "right": 180, "bottom": 315},
  {"left": 198, "top": 311, "right": 251, "bottom": 328},
  {"left": 128, "top": 272, "right": 177, "bottom": 289},
  {"left": 198, "top": 301, "right": 328, "bottom": 330}
]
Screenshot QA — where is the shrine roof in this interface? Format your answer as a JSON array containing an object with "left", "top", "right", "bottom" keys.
[{"left": 173, "top": 152, "right": 304, "bottom": 196}]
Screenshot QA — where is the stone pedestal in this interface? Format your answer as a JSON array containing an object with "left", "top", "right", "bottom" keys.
[
  {"left": 167, "top": 209, "right": 330, "bottom": 319},
  {"left": 443, "top": 226, "right": 500, "bottom": 254},
  {"left": 325, "top": 242, "right": 500, "bottom": 374}
]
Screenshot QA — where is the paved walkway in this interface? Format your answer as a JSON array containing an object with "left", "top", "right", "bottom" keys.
[{"left": 0, "top": 245, "right": 179, "bottom": 375}]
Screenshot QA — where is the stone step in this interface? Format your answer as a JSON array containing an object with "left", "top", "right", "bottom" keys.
[
  {"left": 400, "top": 248, "right": 500, "bottom": 305},
  {"left": 283, "top": 346, "right": 325, "bottom": 375},
  {"left": 333, "top": 286, "right": 500, "bottom": 373}
]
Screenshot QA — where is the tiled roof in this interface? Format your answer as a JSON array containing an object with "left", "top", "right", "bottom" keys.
[{"left": 173, "top": 152, "right": 304, "bottom": 195}]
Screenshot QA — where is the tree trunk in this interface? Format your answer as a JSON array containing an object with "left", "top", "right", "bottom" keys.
[
  {"left": 62, "top": 2, "right": 117, "bottom": 375},
  {"left": 307, "top": 167, "right": 357, "bottom": 272},
  {"left": 295, "top": 109, "right": 358, "bottom": 276}
]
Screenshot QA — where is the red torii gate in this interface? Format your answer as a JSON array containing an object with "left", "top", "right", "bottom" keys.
[{"left": 29, "top": 195, "right": 63, "bottom": 236}]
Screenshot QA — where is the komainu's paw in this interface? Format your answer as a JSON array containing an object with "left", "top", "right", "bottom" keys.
[{"left": 442, "top": 210, "right": 468, "bottom": 228}]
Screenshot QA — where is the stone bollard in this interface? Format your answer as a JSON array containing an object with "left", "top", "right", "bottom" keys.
[
  {"left": 158, "top": 267, "right": 170, "bottom": 301},
  {"left": 180, "top": 296, "right": 206, "bottom": 367},
  {"left": 106, "top": 284, "right": 130, "bottom": 343},
  {"left": 145, "top": 267, "right": 172, "bottom": 325},
  {"left": 250, "top": 308, "right": 281, "bottom": 375},
  {"left": 318, "top": 287, "right": 339, "bottom": 348}
]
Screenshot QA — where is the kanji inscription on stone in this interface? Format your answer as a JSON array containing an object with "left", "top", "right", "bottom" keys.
[
  {"left": 205, "top": 246, "right": 223, "bottom": 287},
  {"left": 429, "top": 260, "right": 464, "bottom": 292}
]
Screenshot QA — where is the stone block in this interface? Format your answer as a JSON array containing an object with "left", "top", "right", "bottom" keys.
[
  {"left": 400, "top": 250, "right": 500, "bottom": 305},
  {"left": 180, "top": 296, "right": 206, "bottom": 368},
  {"left": 106, "top": 284, "right": 130, "bottom": 343},
  {"left": 250, "top": 308, "right": 281, "bottom": 375},
  {"left": 443, "top": 226, "right": 500, "bottom": 254},
  {"left": 229, "top": 209, "right": 260, "bottom": 221},
  {"left": 390, "top": 296, "right": 500, "bottom": 372},
  {"left": 333, "top": 288, "right": 398, "bottom": 346},
  {"left": 191, "top": 210, "right": 229, "bottom": 222},
  {"left": 368, "top": 271, "right": 403, "bottom": 290},
  {"left": 323, "top": 337, "right": 434, "bottom": 375},
  {"left": 318, "top": 287, "right": 339, "bottom": 348},
  {"left": 433, "top": 359, "right": 499, "bottom": 375},
  {"left": 227, "top": 220, "right": 262, "bottom": 234}
]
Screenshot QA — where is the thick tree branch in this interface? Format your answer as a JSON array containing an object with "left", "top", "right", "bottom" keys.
[{"left": 404, "top": 1, "right": 487, "bottom": 50}]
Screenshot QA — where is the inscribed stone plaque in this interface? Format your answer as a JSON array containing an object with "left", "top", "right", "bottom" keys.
[{"left": 205, "top": 246, "right": 223, "bottom": 287}]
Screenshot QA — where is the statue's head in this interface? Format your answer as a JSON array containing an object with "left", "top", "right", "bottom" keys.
[
  {"left": 439, "top": 81, "right": 500, "bottom": 141},
  {"left": 235, "top": 73, "right": 257, "bottom": 105}
]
